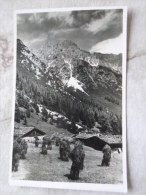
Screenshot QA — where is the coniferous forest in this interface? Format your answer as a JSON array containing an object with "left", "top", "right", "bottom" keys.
[{"left": 15, "top": 47, "right": 122, "bottom": 135}]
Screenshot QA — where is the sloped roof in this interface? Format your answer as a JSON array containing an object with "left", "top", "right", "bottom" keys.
[
  {"left": 14, "top": 126, "right": 46, "bottom": 137},
  {"left": 76, "top": 133, "right": 122, "bottom": 144},
  {"left": 14, "top": 126, "right": 34, "bottom": 136},
  {"left": 99, "top": 134, "right": 122, "bottom": 144},
  {"left": 76, "top": 133, "right": 95, "bottom": 139}
]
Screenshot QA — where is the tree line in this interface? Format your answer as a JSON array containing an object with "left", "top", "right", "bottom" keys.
[{"left": 15, "top": 72, "right": 122, "bottom": 135}]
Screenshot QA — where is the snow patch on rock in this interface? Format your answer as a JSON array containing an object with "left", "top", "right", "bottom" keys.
[{"left": 67, "top": 77, "right": 88, "bottom": 95}]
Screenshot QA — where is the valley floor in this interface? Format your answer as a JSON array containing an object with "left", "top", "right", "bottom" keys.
[{"left": 12, "top": 143, "right": 123, "bottom": 184}]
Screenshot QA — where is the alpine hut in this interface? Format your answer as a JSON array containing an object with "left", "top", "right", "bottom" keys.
[
  {"left": 75, "top": 133, "right": 122, "bottom": 151},
  {"left": 14, "top": 126, "right": 46, "bottom": 139}
]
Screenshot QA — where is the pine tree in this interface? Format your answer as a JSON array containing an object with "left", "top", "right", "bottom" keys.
[
  {"left": 23, "top": 117, "right": 27, "bottom": 126},
  {"left": 87, "top": 110, "right": 95, "bottom": 129},
  {"left": 15, "top": 106, "right": 21, "bottom": 123},
  {"left": 26, "top": 108, "right": 30, "bottom": 118},
  {"left": 70, "top": 120, "right": 78, "bottom": 134},
  {"left": 42, "top": 107, "right": 48, "bottom": 122}
]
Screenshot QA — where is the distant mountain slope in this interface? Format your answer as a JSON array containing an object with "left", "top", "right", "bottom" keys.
[
  {"left": 32, "top": 39, "right": 122, "bottom": 95},
  {"left": 34, "top": 39, "right": 122, "bottom": 74},
  {"left": 15, "top": 39, "right": 122, "bottom": 135}
]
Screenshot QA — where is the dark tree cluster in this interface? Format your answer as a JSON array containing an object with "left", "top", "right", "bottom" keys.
[
  {"left": 104, "top": 95, "right": 119, "bottom": 105},
  {"left": 16, "top": 72, "right": 122, "bottom": 135}
]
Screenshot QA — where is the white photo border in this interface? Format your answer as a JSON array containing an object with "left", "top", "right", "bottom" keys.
[{"left": 9, "top": 6, "right": 128, "bottom": 193}]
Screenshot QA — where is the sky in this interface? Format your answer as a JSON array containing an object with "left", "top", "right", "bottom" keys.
[{"left": 17, "top": 9, "right": 123, "bottom": 54}]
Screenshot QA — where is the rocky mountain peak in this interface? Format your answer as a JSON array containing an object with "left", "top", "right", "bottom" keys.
[{"left": 60, "top": 40, "right": 78, "bottom": 48}]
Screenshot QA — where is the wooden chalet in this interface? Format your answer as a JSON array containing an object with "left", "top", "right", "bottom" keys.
[
  {"left": 75, "top": 133, "right": 122, "bottom": 151},
  {"left": 14, "top": 126, "right": 46, "bottom": 138}
]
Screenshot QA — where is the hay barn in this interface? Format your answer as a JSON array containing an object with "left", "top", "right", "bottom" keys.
[
  {"left": 75, "top": 133, "right": 122, "bottom": 151},
  {"left": 14, "top": 126, "right": 46, "bottom": 138}
]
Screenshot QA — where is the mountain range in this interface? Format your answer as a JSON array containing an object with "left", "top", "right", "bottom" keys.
[
  {"left": 18, "top": 39, "right": 122, "bottom": 95},
  {"left": 15, "top": 38, "right": 122, "bottom": 135}
]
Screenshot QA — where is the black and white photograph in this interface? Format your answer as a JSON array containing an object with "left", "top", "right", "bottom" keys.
[{"left": 9, "top": 7, "right": 127, "bottom": 192}]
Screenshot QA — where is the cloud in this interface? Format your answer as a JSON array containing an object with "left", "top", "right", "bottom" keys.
[
  {"left": 90, "top": 33, "right": 123, "bottom": 54},
  {"left": 17, "top": 11, "right": 73, "bottom": 33},
  {"left": 17, "top": 9, "right": 123, "bottom": 52},
  {"left": 17, "top": 12, "right": 74, "bottom": 48},
  {"left": 48, "top": 12, "right": 73, "bottom": 26},
  {"left": 70, "top": 10, "right": 105, "bottom": 27},
  {"left": 85, "top": 10, "right": 122, "bottom": 34}
]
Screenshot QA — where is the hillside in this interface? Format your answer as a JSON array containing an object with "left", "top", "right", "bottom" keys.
[{"left": 15, "top": 39, "right": 122, "bottom": 135}]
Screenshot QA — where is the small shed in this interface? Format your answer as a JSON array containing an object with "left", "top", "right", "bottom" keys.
[
  {"left": 75, "top": 133, "right": 122, "bottom": 151},
  {"left": 14, "top": 126, "right": 46, "bottom": 138}
]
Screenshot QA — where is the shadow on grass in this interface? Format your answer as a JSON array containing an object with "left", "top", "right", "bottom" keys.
[
  {"left": 97, "top": 164, "right": 102, "bottom": 167},
  {"left": 64, "top": 174, "right": 82, "bottom": 181}
]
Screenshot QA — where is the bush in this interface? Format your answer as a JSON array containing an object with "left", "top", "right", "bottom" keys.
[
  {"left": 104, "top": 96, "right": 119, "bottom": 105},
  {"left": 15, "top": 106, "right": 21, "bottom": 123}
]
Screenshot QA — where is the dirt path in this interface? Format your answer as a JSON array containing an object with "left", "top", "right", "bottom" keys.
[{"left": 12, "top": 143, "right": 123, "bottom": 184}]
